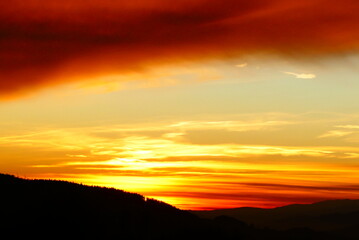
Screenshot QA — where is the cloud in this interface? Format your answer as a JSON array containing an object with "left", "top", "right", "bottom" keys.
[
  {"left": 283, "top": 71, "right": 316, "bottom": 79},
  {"left": 344, "top": 153, "right": 359, "bottom": 159},
  {"left": 318, "top": 130, "right": 353, "bottom": 138},
  {"left": 169, "top": 120, "right": 291, "bottom": 130},
  {"left": 1, "top": 0, "right": 358, "bottom": 97},
  {"left": 319, "top": 125, "right": 359, "bottom": 139},
  {"left": 0, "top": 123, "right": 340, "bottom": 167},
  {"left": 336, "top": 125, "right": 359, "bottom": 129},
  {"left": 235, "top": 63, "right": 248, "bottom": 68},
  {"left": 3, "top": 120, "right": 359, "bottom": 209}
]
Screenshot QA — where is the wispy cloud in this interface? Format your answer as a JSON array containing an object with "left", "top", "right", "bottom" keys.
[
  {"left": 167, "top": 120, "right": 292, "bottom": 132},
  {"left": 318, "top": 130, "right": 353, "bottom": 138},
  {"left": 318, "top": 124, "right": 359, "bottom": 140},
  {"left": 336, "top": 125, "right": 359, "bottom": 129},
  {"left": 3, "top": 117, "right": 359, "bottom": 209},
  {"left": 74, "top": 63, "right": 223, "bottom": 94},
  {"left": 0, "top": 123, "right": 347, "bottom": 166},
  {"left": 235, "top": 63, "right": 248, "bottom": 68},
  {"left": 283, "top": 71, "right": 316, "bottom": 79}
]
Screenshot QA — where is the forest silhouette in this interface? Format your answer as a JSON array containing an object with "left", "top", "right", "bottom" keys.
[{"left": 0, "top": 173, "right": 358, "bottom": 239}]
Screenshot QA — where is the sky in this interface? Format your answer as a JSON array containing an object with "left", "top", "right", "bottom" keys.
[{"left": 1, "top": 0, "right": 359, "bottom": 210}]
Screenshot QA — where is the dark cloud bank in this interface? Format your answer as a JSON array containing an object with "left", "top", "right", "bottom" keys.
[{"left": 1, "top": 0, "right": 358, "bottom": 97}]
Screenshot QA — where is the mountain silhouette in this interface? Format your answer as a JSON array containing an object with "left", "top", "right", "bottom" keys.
[
  {"left": 0, "top": 173, "right": 219, "bottom": 239},
  {"left": 193, "top": 199, "right": 359, "bottom": 239},
  {"left": 0, "top": 173, "right": 356, "bottom": 239}
]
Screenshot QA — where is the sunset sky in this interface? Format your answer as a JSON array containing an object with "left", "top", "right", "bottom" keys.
[{"left": 1, "top": 0, "right": 359, "bottom": 210}]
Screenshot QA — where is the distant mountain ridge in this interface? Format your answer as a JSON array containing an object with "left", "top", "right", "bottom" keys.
[
  {"left": 1, "top": 173, "right": 357, "bottom": 239},
  {"left": 193, "top": 199, "right": 359, "bottom": 239}
]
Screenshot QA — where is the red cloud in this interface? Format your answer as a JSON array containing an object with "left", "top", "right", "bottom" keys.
[{"left": 1, "top": 0, "right": 358, "bottom": 97}]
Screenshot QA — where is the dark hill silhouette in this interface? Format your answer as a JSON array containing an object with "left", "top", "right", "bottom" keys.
[
  {"left": 193, "top": 199, "right": 359, "bottom": 239},
  {"left": 0, "top": 173, "right": 220, "bottom": 239},
  {"left": 0, "top": 173, "right": 354, "bottom": 239}
]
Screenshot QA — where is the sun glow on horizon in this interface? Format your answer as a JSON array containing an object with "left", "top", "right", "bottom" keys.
[
  {"left": 2, "top": 111, "right": 359, "bottom": 209},
  {"left": 1, "top": 0, "right": 359, "bottom": 209}
]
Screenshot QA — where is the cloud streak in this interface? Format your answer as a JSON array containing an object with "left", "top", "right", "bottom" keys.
[
  {"left": 283, "top": 71, "right": 316, "bottom": 79},
  {"left": 2, "top": 118, "right": 359, "bottom": 209},
  {"left": 1, "top": 0, "right": 359, "bottom": 97}
]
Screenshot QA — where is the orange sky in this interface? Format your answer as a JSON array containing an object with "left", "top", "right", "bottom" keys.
[
  {"left": 1, "top": 0, "right": 359, "bottom": 210},
  {"left": 1, "top": 0, "right": 359, "bottom": 97}
]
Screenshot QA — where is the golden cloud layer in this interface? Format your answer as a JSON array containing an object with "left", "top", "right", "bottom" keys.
[{"left": 2, "top": 117, "right": 359, "bottom": 209}]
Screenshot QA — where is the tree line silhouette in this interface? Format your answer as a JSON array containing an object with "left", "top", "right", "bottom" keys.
[{"left": 0, "top": 173, "right": 357, "bottom": 239}]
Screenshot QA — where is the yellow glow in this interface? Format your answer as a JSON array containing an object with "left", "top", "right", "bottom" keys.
[{"left": 2, "top": 116, "right": 359, "bottom": 209}]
